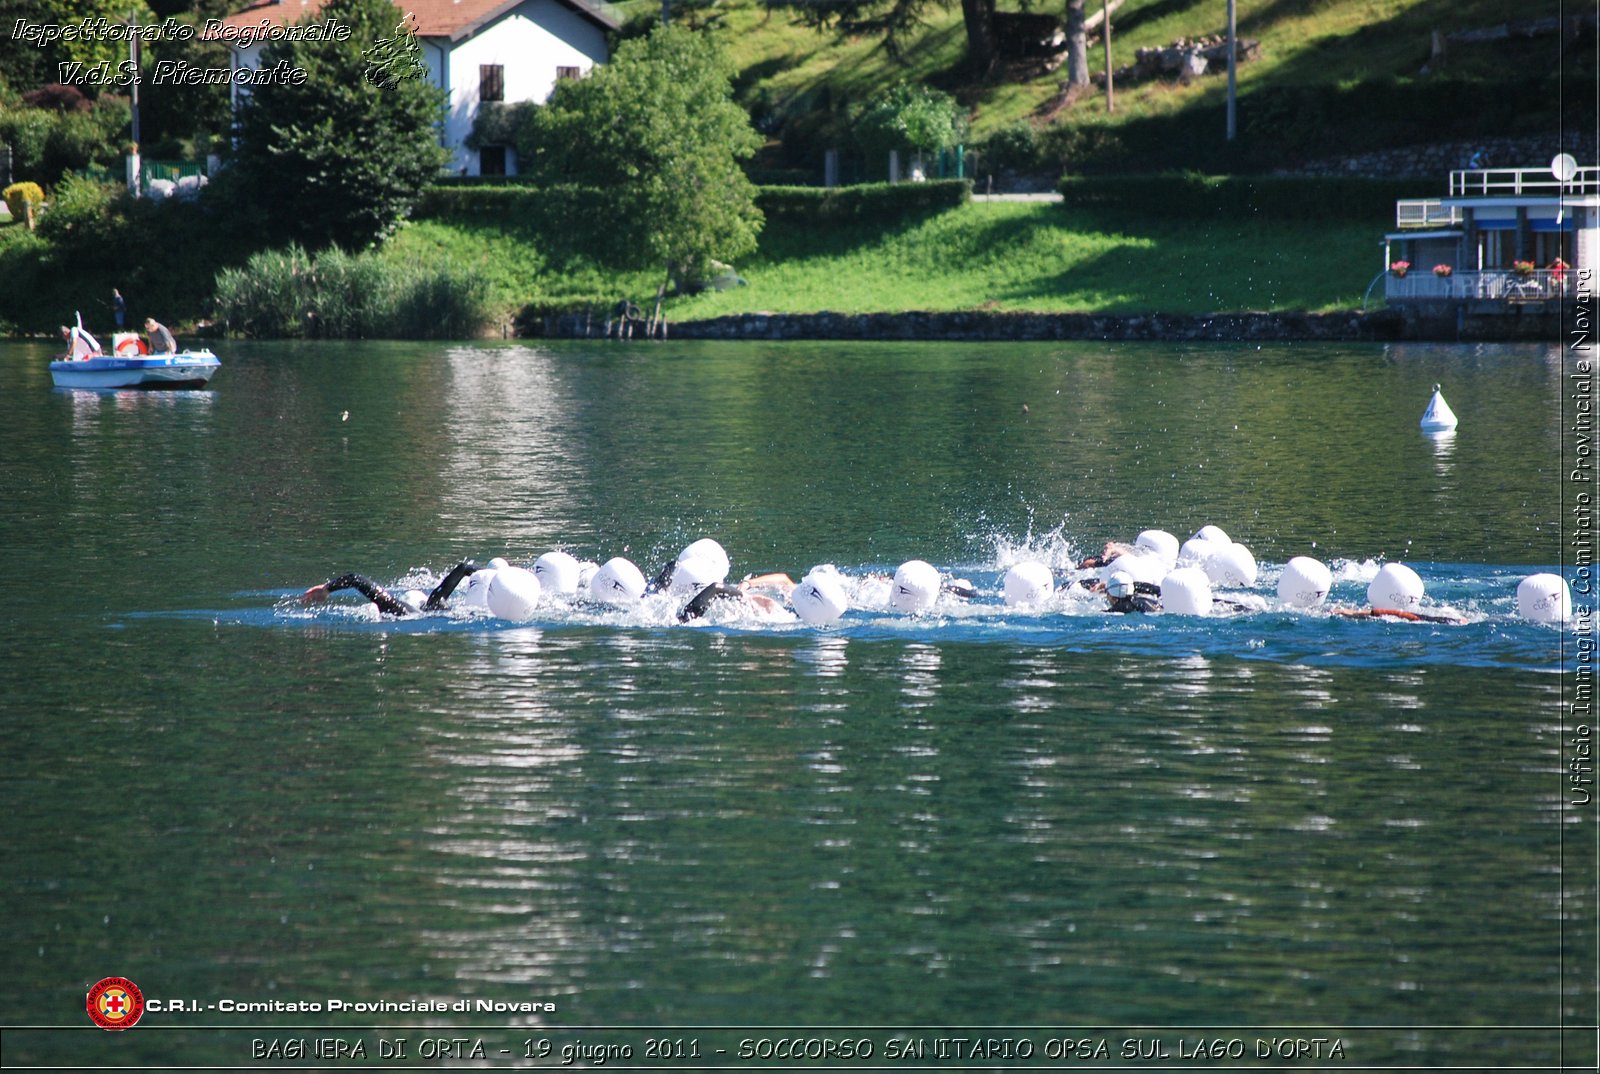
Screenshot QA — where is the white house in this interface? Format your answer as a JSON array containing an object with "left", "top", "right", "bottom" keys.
[
  {"left": 1384, "top": 159, "right": 1599, "bottom": 314},
  {"left": 208, "top": 0, "right": 618, "bottom": 176}
]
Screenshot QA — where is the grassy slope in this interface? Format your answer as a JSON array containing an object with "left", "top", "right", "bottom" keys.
[
  {"left": 391, "top": 196, "right": 1383, "bottom": 319},
  {"left": 667, "top": 201, "right": 1380, "bottom": 316},
  {"left": 714, "top": 0, "right": 1574, "bottom": 155}
]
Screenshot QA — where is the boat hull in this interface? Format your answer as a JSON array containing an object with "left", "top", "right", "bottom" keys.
[{"left": 50, "top": 351, "right": 220, "bottom": 390}]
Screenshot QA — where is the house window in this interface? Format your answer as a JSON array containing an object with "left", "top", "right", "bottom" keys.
[
  {"left": 480, "top": 64, "right": 504, "bottom": 102},
  {"left": 479, "top": 145, "right": 507, "bottom": 176},
  {"left": 556, "top": 66, "right": 581, "bottom": 81}
]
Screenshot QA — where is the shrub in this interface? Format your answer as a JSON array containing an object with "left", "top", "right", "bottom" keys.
[
  {"left": 973, "top": 122, "right": 1041, "bottom": 177},
  {"left": 3, "top": 181, "right": 45, "bottom": 221},
  {"left": 36, "top": 173, "right": 120, "bottom": 245},
  {"left": 213, "top": 243, "right": 490, "bottom": 339},
  {"left": 756, "top": 180, "right": 971, "bottom": 224}
]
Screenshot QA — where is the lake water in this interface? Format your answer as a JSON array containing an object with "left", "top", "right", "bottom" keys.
[{"left": 1, "top": 338, "right": 1592, "bottom": 1069}]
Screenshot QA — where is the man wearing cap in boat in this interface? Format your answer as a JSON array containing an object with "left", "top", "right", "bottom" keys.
[{"left": 145, "top": 317, "right": 177, "bottom": 355}]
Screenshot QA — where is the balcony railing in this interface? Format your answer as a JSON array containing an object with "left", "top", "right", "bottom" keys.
[
  {"left": 1449, "top": 166, "right": 1600, "bottom": 197},
  {"left": 1395, "top": 199, "right": 1462, "bottom": 229},
  {"left": 1386, "top": 269, "right": 1572, "bottom": 302}
]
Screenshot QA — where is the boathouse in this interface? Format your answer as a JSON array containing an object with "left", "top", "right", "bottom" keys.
[{"left": 1383, "top": 160, "right": 1598, "bottom": 328}]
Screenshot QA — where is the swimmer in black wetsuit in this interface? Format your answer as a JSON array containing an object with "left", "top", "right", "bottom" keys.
[
  {"left": 299, "top": 560, "right": 479, "bottom": 616},
  {"left": 677, "top": 574, "right": 795, "bottom": 622},
  {"left": 1104, "top": 572, "right": 1161, "bottom": 613}
]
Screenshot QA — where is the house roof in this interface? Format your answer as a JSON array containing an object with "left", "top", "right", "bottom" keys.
[{"left": 205, "top": 0, "right": 618, "bottom": 42}]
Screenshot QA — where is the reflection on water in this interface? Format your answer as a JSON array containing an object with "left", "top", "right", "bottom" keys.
[{"left": 0, "top": 339, "right": 1585, "bottom": 1066}]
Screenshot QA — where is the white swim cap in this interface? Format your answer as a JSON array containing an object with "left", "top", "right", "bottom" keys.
[
  {"left": 487, "top": 557, "right": 510, "bottom": 570},
  {"left": 1277, "top": 556, "right": 1333, "bottom": 608},
  {"left": 678, "top": 538, "right": 730, "bottom": 579},
  {"left": 487, "top": 566, "right": 542, "bottom": 621},
  {"left": 670, "top": 554, "right": 724, "bottom": 596},
  {"left": 463, "top": 567, "right": 498, "bottom": 608},
  {"left": 792, "top": 568, "right": 850, "bottom": 627},
  {"left": 1516, "top": 573, "right": 1572, "bottom": 624},
  {"left": 1003, "top": 561, "right": 1055, "bottom": 607},
  {"left": 1193, "top": 525, "right": 1230, "bottom": 546},
  {"left": 590, "top": 557, "right": 646, "bottom": 605},
  {"left": 1106, "top": 571, "right": 1136, "bottom": 599},
  {"left": 1135, "top": 529, "right": 1180, "bottom": 565},
  {"left": 532, "top": 551, "right": 582, "bottom": 597},
  {"left": 401, "top": 589, "right": 428, "bottom": 613},
  {"left": 1177, "top": 536, "right": 1218, "bottom": 568},
  {"left": 1160, "top": 566, "right": 1213, "bottom": 616},
  {"left": 1204, "top": 542, "right": 1258, "bottom": 588},
  {"left": 1367, "top": 562, "right": 1424, "bottom": 610},
  {"left": 890, "top": 560, "right": 941, "bottom": 614}
]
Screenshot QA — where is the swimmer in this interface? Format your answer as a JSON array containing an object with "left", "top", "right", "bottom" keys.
[
  {"left": 1077, "top": 541, "right": 1139, "bottom": 570},
  {"left": 677, "top": 573, "right": 796, "bottom": 623},
  {"left": 299, "top": 560, "right": 479, "bottom": 616},
  {"left": 1095, "top": 572, "right": 1251, "bottom": 615},
  {"left": 1104, "top": 572, "right": 1160, "bottom": 614},
  {"left": 1330, "top": 606, "right": 1467, "bottom": 625}
]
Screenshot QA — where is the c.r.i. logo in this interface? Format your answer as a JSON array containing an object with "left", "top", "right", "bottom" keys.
[{"left": 86, "top": 977, "right": 144, "bottom": 1031}]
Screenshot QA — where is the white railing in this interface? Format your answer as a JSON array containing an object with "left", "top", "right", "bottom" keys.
[
  {"left": 1395, "top": 199, "right": 1462, "bottom": 228},
  {"left": 1386, "top": 269, "right": 1572, "bottom": 301},
  {"left": 1449, "top": 166, "right": 1600, "bottom": 197}
]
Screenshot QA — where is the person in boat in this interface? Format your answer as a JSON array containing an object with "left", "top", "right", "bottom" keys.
[
  {"left": 677, "top": 573, "right": 796, "bottom": 622},
  {"left": 60, "top": 323, "right": 101, "bottom": 360},
  {"left": 300, "top": 560, "right": 479, "bottom": 616},
  {"left": 113, "top": 288, "right": 126, "bottom": 329},
  {"left": 145, "top": 318, "right": 177, "bottom": 355}
]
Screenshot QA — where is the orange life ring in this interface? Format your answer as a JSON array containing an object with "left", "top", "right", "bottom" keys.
[{"left": 114, "top": 336, "right": 149, "bottom": 357}]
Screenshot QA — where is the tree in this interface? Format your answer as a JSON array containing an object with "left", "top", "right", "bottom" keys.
[
  {"left": 513, "top": 25, "right": 763, "bottom": 295},
  {"left": 1065, "top": 0, "right": 1089, "bottom": 87},
  {"left": 765, "top": 0, "right": 998, "bottom": 75},
  {"left": 853, "top": 82, "right": 967, "bottom": 169},
  {"left": 227, "top": 0, "right": 447, "bottom": 250}
]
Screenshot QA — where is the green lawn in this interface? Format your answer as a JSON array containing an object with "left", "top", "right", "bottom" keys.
[{"left": 399, "top": 197, "right": 1385, "bottom": 321}]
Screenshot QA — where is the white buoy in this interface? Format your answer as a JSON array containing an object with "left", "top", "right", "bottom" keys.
[
  {"left": 792, "top": 567, "right": 850, "bottom": 627},
  {"left": 1178, "top": 536, "right": 1221, "bottom": 567},
  {"left": 1003, "top": 561, "right": 1055, "bottom": 607},
  {"left": 1135, "top": 529, "right": 1181, "bottom": 566},
  {"left": 1160, "top": 566, "right": 1213, "bottom": 616},
  {"left": 678, "top": 538, "right": 730, "bottom": 580},
  {"left": 1277, "top": 556, "right": 1333, "bottom": 608},
  {"left": 1368, "top": 562, "right": 1424, "bottom": 611},
  {"left": 576, "top": 561, "right": 600, "bottom": 593},
  {"left": 1192, "top": 525, "right": 1231, "bottom": 546},
  {"left": 1517, "top": 573, "right": 1572, "bottom": 624},
  {"left": 1104, "top": 551, "right": 1166, "bottom": 588},
  {"left": 463, "top": 567, "right": 498, "bottom": 608},
  {"left": 487, "top": 566, "right": 542, "bottom": 621},
  {"left": 1203, "top": 542, "right": 1258, "bottom": 588},
  {"left": 590, "top": 557, "right": 646, "bottom": 605},
  {"left": 487, "top": 557, "right": 510, "bottom": 571},
  {"left": 1420, "top": 384, "right": 1458, "bottom": 432},
  {"left": 669, "top": 554, "right": 724, "bottom": 596},
  {"left": 890, "top": 560, "right": 941, "bottom": 614},
  {"left": 532, "top": 551, "right": 582, "bottom": 597}
]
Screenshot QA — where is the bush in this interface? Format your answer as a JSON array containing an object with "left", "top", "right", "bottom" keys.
[
  {"left": 756, "top": 180, "right": 971, "bottom": 224},
  {"left": 36, "top": 173, "right": 120, "bottom": 244},
  {"left": 1056, "top": 173, "right": 1419, "bottom": 222},
  {"left": 213, "top": 243, "right": 491, "bottom": 339},
  {"left": 3, "top": 181, "right": 44, "bottom": 220},
  {"left": 973, "top": 122, "right": 1041, "bottom": 177}
]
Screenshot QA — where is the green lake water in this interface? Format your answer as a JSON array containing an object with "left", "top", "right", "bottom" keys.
[{"left": 0, "top": 338, "right": 1592, "bottom": 1069}]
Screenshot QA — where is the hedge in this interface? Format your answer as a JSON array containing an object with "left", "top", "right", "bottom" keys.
[
  {"left": 755, "top": 180, "right": 971, "bottom": 224},
  {"left": 1056, "top": 173, "right": 1421, "bottom": 222}
]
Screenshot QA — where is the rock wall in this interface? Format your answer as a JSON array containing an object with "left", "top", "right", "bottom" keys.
[
  {"left": 532, "top": 307, "right": 1564, "bottom": 343},
  {"left": 1287, "top": 133, "right": 1592, "bottom": 180}
]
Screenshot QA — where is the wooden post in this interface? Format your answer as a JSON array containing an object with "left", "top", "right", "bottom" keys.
[
  {"left": 1225, "top": 0, "right": 1236, "bottom": 140},
  {"left": 1102, "top": 0, "right": 1113, "bottom": 113}
]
